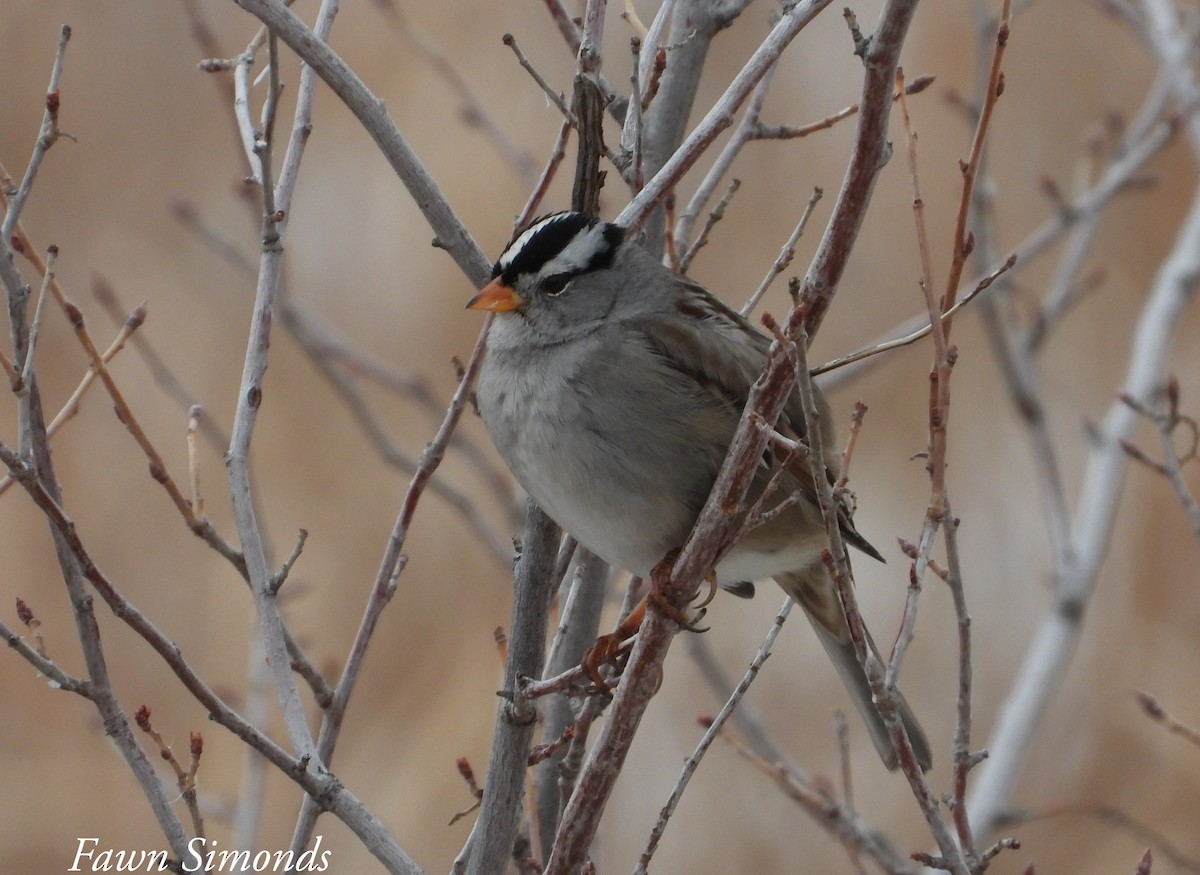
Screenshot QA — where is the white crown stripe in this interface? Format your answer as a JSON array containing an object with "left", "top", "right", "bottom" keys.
[
  {"left": 549, "top": 224, "right": 609, "bottom": 276},
  {"left": 497, "top": 213, "right": 577, "bottom": 272}
]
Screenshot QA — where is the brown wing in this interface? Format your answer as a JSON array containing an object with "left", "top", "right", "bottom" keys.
[{"left": 634, "top": 279, "right": 883, "bottom": 563}]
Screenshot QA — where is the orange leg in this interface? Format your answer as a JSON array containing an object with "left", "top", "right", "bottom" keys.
[
  {"left": 580, "top": 555, "right": 713, "bottom": 687},
  {"left": 581, "top": 597, "right": 645, "bottom": 688}
]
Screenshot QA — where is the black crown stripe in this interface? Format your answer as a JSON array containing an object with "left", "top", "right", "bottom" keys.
[{"left": 494, "top": 212, "right": 625, "bottom": 286}]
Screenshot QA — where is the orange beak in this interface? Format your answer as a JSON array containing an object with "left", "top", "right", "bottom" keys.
[{"left": 466, "top": 277, "right": 522, "bottom": 312}]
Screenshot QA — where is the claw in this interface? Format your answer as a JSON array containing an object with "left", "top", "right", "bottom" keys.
[
  {"left": 648, "top": 587, "right": 708, "bottom": 632},
  {"left": 682, "top": 607, "right": 709, "bottom": 634},
  {"left": 693, "top": 572, "right": 720, "bottom": 609}
]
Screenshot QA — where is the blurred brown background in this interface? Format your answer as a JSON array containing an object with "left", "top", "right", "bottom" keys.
[{"left": 2, "top": 0, "right": 1198, "bottom": 872}]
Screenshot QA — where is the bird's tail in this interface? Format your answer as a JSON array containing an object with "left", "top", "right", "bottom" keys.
[{"left": 774, "top": 569, "right": 933, "bottom": 772}]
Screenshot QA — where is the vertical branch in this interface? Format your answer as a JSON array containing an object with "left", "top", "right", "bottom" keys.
[
  {"left": 465, "top": 504, "right": 561, "bottom": 875},
  {"left": 894, "top": 5, "right": 1010, "bottom": 858},
  {"left": 274, "top": 0, "right": 339, "bottom": 227},
  {"left": 636, "top": 0, "right": 754, "bottom": 256},
  {"left": 233, "top": 0, "right": 492, "bottom": 285},
  {"left": 965, "top": 0, "right": 1198, "bottom": 845},
  {"left": 0, "top": 29, "right": 193, "bottom": 860},
  {"left": 532, "top": 551, "right": 608, "bottom": 863},
  {"left": 0, "top": 25, "right": 70, "bottom": 247},
  {"left": 617, "top": 0, "right": 834, "bottom": 235},
  {"left": 967, "top": 176, "right": 1200, "bottom": 841},
  {"left": 800, "top": 0, "right": 921, "bottom": 340},
  {"left": 940, "top": 1, "right": 1010, "bottom": 328},
  {"left": 468, "top": 2, "right": 610, "bottom": 870},
  {"left": 224, "top": 32, "right": 317, "bottom": 761},
  {"left": 790, "top": 319, "right": 970, "bottom": 874},
  {"left": 571, "top": 8, "right": 607, "bottom": 216},
  {"left": 942, "top": 500, "right": 979, "bottom": 855}
]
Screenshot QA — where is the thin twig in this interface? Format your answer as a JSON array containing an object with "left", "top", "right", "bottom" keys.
[
  {"left": 373, "top": 0, "right": 537, "bottom": 184},
  {"left": 636, "top": 599, "right": 794, "bottom": 874},
  {"left": 617, "top": 0, "right": 835, "bottom": 232},
  {"left": 0, "top": 25, "right": 71, "bottom": 246},
  {"left": 224, "top": 29, "right": 317, "bottom": 763},
  {"left": 752, "top": 73, "right": 935, "bottom": 140},
  {"left": 502, "top": 34, "right": 579, "bottom": 129},
  {"left": 1135, "top": 690, "right": 1200, "bottom": 748},
  {"left": 720, "top": 730, "right": 918, "bottom": 874},
  {"left": 16, "top": 245, "right": 55, "bottom": 395},
  {"left": 134, "top": 705, "right": 206, "bottom": 839},
  {"left": 269, "top": 529, "right": 309, "bottom": 594},
  {"left": 233, "top": 42, "right": 266, "bottom": 184},
  {"left": 674, "top": 60, "right": 780, "bottom": 256},
  {"left": 940, "top": 3, "right": 1011, "bottom": 333},
  {"left": 677, "top": 177, "right": 741, "bottom": 275},
  {"left": 1120, "top": 383, "right": 1200, "bottom": 544},
  {"left": 187, "top": 405, "right": 204, "bottom": 519},
  {"left": 740, "top": 188, "right": 823, "bottom": 316},
  {"left": 0, "top": 613, "right": 91, "bottom": 697}
]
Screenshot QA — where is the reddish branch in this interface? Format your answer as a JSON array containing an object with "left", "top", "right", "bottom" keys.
[
  {"left": 800, "top": 0, "right": 922, "bottom": 338},
  {"left": 544, "top": 4, "right": 923, "bottom": 869}
]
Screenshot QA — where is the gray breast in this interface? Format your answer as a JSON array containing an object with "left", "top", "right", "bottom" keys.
[{"left": 477, "top": 330, "right": 729, "bottom": 576}]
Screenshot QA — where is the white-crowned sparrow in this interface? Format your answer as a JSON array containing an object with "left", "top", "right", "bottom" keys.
[{"left": 468, "top": 211, "right": 931, "bottom": 771}]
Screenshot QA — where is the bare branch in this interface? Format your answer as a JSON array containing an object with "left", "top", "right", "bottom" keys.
[
  {"left": 233, "top": 0, "right": 492, "bottom": 285},
  {"left": 0, "top": 609, "right": 90, "bottom": 697},
  {"left": 740, "top": 187, "right": 823, "bottom": 316},
  {"left": 967, "top": 140, "right": 1200, "bottom": 844},
  {"left": 799, "top": 0, "right": 922, "bottom": 339},
  {"left": 224, "top": 30, "right": 317, "bottom": 762},
  {"left": 464, "top": 504, "right": 561, "bottom": 875},
  {"left": 0, "top": 25, "right": 70, "bottom": 246},
  {"left": 636, "top": 598, "right": 795, "bottom": 874},
  {"left": 617, "top": 0, "right": 835, "bottom": 232},
  {"left": 752, "top": 73, "right": 935, "bottom": 140},
  {"left": 719, "top": 728, "right": 919, "bottom": 874},
  {"left": 1136, "top": 690, "right": 1200, "bottom": 748},
  {"left": 373, "top": 0, "right": 537, "bottom": 184}
]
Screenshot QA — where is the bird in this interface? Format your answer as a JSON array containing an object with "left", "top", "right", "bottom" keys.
[{"left": 467, "top": 210, "right": 932, "bottom": 771}]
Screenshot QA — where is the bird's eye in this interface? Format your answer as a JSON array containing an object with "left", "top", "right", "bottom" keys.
[{"left": 539, "top": 274, "right": 571, "bottom": 296}]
